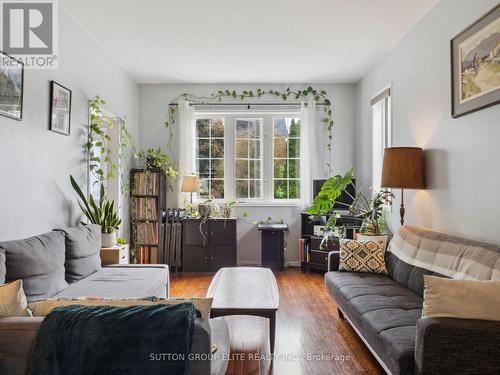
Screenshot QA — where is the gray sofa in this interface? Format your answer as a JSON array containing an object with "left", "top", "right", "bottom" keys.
[
  {"left": 325, "top": 225, "right": 500, "bottom": 375},
  {"left": 0, "top": 226, "right": 229, "bottom": 375}
]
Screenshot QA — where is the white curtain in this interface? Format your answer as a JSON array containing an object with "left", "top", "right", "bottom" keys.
[
  {"left": 177, "top": 99, "right": 195, "bottom": 208},
  {"left": 301, "top": 99, "right": 320, "bottom": 203}
]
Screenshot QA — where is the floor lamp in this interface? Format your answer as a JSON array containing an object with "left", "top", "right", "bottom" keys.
[{"left": 381, "top": 147, "right": 425, "bottom": 225}]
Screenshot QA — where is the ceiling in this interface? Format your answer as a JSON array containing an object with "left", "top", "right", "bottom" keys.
[{"left": 61, "top": 0, "right": 439, "bottom": 84}]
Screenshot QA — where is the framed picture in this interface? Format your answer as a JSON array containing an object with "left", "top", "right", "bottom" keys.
[
  {"left": 451, "top": 4, "right": 500, "bottom": 118},
  {"left": 0, "top": 50, "right": 24, "bottom": 120},
  {"left": 49, "top": 81, "right": 72, "bottom": 135}
]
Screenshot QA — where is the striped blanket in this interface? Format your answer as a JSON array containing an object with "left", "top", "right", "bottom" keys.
[{"left": 387, "top": 225, "right": 500, "bottom": 280}]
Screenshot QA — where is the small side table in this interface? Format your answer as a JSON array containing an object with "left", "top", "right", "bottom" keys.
[
  {"left": 258, "top": 224, "right": 289, "bottom": 271},
  {"left": 100, "top": 244, "right": 130, "bottom": 265}
]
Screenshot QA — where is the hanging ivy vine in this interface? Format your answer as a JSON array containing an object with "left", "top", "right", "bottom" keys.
[
  {"left": 164, "top": 86, "right": 335, "bottom": 171},
  {"left": 88, "top": 96, "right": 142, "bottom": 194}
]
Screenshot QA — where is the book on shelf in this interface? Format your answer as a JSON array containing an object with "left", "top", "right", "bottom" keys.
[
  {"left": 132, "top": 172, "right": 159, "bottom": 196},
  {"left": 299, "top": 238, "right": 310, "bottom": 263},
  {"left": 134, "top": 222, "right": 158, "bottom": 245},
  {"left": 131, "top": 197, "right": 158, "bottom": 221},
  {"left": 135, "top": 246, "right": 159, "bottom": 264}
]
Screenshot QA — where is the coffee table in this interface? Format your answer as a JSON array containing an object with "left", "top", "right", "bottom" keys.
[{"left": 207, "top": 267, "right": 279, "bottom": 354}]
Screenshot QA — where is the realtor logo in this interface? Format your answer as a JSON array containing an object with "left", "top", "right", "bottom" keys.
[{"left": 0, "top": 0, "right": 58, "bottom": 68}]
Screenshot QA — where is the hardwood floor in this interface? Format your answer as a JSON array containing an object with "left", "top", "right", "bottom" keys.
[{"left": 170, "top": 269, "right": 384, "bottom": 375}]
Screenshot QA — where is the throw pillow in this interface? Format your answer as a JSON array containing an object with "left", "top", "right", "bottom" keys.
[
  {"left": 54, "top": 225, "right": 102, "bottom": 283},
  {"left": 423, "top": 275, "right": 500, "bottom": 321},
  {"left": 0, "top": 231, "right": 68, "bottom": 301},
  {"left": 0, "top": 280, "right": 31, "bottom": 317},
  {"left": 0, "top": 248, "right": 5, "bottom": 284},
  {"left": 339, "top": 239, "right": 388, "bottom": 274},
  {"left": 28, "top": 297, "right": 213, "bottom": 320}
]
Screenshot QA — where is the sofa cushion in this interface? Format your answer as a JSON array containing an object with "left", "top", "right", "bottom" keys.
[
  {"left": 0, "top": 280, "right": 31, "bottom": 317},
  {"left": 0, "top": 231, "right": 68, "bottom": 301},
  {"left": 339, "top": 239, "right": 388, "bottom": 274},
  {"left": 386, "top": 252, "right": 442, "bottom": 297},
  {"left": 325, "top": 271, "right": 422, "bottom": 375},
  {"left": 423, "top": 275, "right": 500, "bottom": 321},
  {"left": 54, "top": 225, "right": 101, "bottom": 283},
  {"left": 50, "top": 265, "right": 169, "bottom": 299},
  {"left": 0, "top": 248, "right": 5, "bottom": 284}
]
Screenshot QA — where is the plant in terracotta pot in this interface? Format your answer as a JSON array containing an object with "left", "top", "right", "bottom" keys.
[{"left": 70, "top": 175, "right": 122, "bottom": 247}]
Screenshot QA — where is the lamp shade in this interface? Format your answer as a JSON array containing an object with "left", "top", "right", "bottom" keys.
[
  {"left": 181, "top": 175, "right": 199, "bottom": 193},
  {"left": 381, "top": 147, "right": 424, "bottom": 189}
]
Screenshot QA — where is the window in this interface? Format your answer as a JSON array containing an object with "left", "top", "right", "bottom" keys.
[
  {"left": 193, "top": 112, "right": 304, "bottom": 203},
  {"left": 196, "top": 118, "right": 225, "bottom": 199},
  {"left": 371, "top": 88, "right": 392, "bottom": 192},
  {"left": 273, "top": 118, "right": 301, "bottom": 199},
  {"left": 235, "top": 119, "right": 263, "bottom": 199}
]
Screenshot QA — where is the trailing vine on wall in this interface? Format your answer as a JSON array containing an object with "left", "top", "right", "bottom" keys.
[
  {"left": 164, "top": 86, "right": 335, "bottom": 172},
  {"left": 88, "top": 96, "right": 140, "bottom": 194}
]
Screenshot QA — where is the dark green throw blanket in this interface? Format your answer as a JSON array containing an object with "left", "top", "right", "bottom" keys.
[{"left": 31, "top": 303, "right": 200, "bottom": 375}]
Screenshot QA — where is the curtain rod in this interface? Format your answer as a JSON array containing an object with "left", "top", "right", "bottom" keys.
[{"left": 169, "top": 102, "right": 327, "bottom": 107}]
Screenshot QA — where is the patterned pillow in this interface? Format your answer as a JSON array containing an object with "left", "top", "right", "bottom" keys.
[{"left": 339, "top": 239, "right": 388, "bottom": 274}]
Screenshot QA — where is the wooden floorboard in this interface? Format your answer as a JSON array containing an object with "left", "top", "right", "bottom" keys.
[{"left": 170, "top": 268, "right": 385, "bottom": 375}]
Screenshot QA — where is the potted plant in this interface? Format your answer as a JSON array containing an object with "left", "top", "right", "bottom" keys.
[
  {"left": 349, "top": 189, "right": 394, "bottom": 249},
  {"left": 136, "top": 148, "right": 178, "bottom": 179},
  {"left": 70, "top": 176, "right": 122, "bottom": 248},
  {"left": 308, "top": 168, "right": 354, "bottom": 248},
  {"left": 219, "top": 200, "right": 236, "bottom": 219}
]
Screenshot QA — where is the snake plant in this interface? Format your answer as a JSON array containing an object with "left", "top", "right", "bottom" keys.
[{"left": 70, "top": 175, "right": 122, "bottom": 234}]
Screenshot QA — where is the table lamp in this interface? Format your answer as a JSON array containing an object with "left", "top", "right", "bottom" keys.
[
  {"left": 381, "top": 147, "right": 424, "bottom": 225},
  {"left": 181, "top": 175, "right": 199, "bottom": 211}
]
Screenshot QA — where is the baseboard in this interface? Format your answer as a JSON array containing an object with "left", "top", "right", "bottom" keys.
[{"left": 236, "top": 261, "right": 302, "bottom": 268}]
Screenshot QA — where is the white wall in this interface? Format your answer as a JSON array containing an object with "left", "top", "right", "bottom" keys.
[
  {"left": 355, "top": 0, "right": 500, "bottom": 242},
  {"left": 139, "top": 84, "right": 356, "bottom": 265},
  {"left": 0, "top": 8, "right": 139, "bottom": 241}
]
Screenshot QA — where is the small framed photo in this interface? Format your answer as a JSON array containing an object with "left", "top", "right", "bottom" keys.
[
  {"left": 0, "top": 50, "right": 24, "bottom": 120},
  {"left": 49, "top": 81, "right": 72, "bottom": 135},
  {"left": 451, "top": 4, "right": 500, "bottom": 118}
]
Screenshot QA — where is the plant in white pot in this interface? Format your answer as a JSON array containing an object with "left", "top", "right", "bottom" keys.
[
  {"left": 349, "top": 189, "right": 394, "bottom": 249},
  {"left": 70, "top": 175, "right": 122, "bottom": 248}
]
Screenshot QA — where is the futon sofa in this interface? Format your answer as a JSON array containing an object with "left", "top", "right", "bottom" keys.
[
  {"left": 325, "top": 225, "right": 500, "bottom": 375},
  {"left": 0, "top": 226, "right": 229, "bottom": 375}
]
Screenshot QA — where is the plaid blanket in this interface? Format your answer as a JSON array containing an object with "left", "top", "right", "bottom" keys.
[{"left": 388, "top": 225, "right": 500, "bottom": 280}]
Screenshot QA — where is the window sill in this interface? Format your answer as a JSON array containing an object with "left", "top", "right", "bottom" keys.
[
  {"left": 193, "top": 200, "right": 308, "bottom": 208},
  {"left": 233, "top": 201, "right": 307, "bottom": 208}
]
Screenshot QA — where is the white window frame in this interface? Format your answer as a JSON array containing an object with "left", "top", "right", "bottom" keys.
[
  {"left": 370, "top": 86, "right": 392, "bottom": 193},
  {"left": 234, "top": 117, "right": 264, "bottom": 201},
  {"left": 271, "top": 116, "right": 302, "bottom": 203},
  {"left": 194, "top": 116, "right": 226, "bottom": 200},
  {"left": 193, "top": 108, "right": 305, "bottom": 205}
]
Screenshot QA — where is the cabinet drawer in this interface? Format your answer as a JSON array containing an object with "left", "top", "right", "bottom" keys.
[
  {"left": 209, "top": 220, "right": 236, "bottom": 246},
  {"left": 309, "top": 250, "right": 329, "bottom": 266},
  {"left": 182, "top": 246, "right": 210, "bottom": 271},
  {"left": 310, "top": 236, "right": 339, "bottom": 251},
  {"left": 183, "top": 220, "right": 208, "bottom": 247}
]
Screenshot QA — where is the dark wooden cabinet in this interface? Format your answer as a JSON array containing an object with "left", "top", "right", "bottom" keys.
[
  {"left": 182, "top": 218, "right": 237, "bottom": 271},
  {"left": 258, "top": 224, "right": 288, "bottom": 271}
]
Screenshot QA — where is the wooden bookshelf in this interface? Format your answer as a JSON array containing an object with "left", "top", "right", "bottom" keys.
[{"left": 130, "top": 168, "right": 166, "bottom": 264}]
